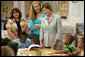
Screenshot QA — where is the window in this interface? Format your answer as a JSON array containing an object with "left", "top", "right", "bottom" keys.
[{"left": 1, "top": 1, "right": 13, "bottom": 20}]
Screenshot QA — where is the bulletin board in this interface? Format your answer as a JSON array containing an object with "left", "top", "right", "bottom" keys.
[{"left": 1, "top": 1, "right": 13, "bottom": 20}]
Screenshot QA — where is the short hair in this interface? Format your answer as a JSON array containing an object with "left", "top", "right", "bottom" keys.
[
  {"left": 19, "top": 31, "right": 27, "bottom": 38},
  {"left": 41, "top": 1, "right": 52, "bottom": 11},
  {"left": 10, "top": 7, "right": 22, "bottom": 19},
  {"left": 64, "top": 34, "right": 75, "bottom": 44},
  {"left": 1, "top": 38, "right": 11, "bottom": 46},
  {"left": 1, "top": 46, "right": 15, "bottom": 56}
]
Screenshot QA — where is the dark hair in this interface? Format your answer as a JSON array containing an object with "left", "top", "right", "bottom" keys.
[
  {"left": 9, "top": 7, "right": 22, "bottom": 19},
  {"left": 41, "top": 1, "right": 52, "bottom": 11},
  {"left": 8, "top": 42, "right": 18, "bottom": 56},
  {"left": 64, "top": 34, "right": 75, "bottom": 44},
  {"left": 19, "top": 31, "right": 27, "bottom": 38},
  {"left": 1, "top": 38, "right": 11, "bottom": 46}
]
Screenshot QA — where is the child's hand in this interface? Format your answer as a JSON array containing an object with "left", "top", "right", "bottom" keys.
[{"left": 65, "top": 53, "right": 74, "bottom": 56}]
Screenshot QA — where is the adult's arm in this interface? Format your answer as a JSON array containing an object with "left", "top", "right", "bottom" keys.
[
  {"left": 39, "top": 19, "right": 44, "bottom": 48},
  {"left": 51, "top": 16, "right": 62, "bottom": 49},
  {"left": 7, "top": 28, "right": 17, "bottom": 39},
  {"left": 6, "top": 19, "right": 18, "bottom": 39},
  {"left": 65, "top": 50, "right": 80, "bottom": 56},
  {"left": 30, "top": 20, "right": 40, "bottom": 31},
  {"left": 35, "top": 24, "right": 41, "bottom": 30}
]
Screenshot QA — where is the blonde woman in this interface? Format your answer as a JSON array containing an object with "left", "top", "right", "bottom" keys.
[{"left": 29, "top": 1, "right": 46, "bottom": 44}]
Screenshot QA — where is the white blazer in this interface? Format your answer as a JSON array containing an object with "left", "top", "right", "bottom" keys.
[{"left": 40, "top": 13, "right": 63, "bottom": 48}]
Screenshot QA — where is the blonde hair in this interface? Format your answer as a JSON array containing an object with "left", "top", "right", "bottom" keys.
[
  {"left": 1, "top": 46, "right": 15, "bottom": 56},
  {"left": 29, "top": 1, "right": 42, "bottom": 20}
]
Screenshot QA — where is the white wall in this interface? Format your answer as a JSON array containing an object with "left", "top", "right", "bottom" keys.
[{"left": 62, "top": 1, "right": 84, "bottom": 34}]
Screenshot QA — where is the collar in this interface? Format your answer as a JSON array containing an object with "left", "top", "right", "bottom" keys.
[{"left": 45, "top": 13, "right": 55, "bottom": 24}]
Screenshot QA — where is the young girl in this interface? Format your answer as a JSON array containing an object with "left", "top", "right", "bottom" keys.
[{"left": 50, "top": 34, "right": 76, "bottom": 55}]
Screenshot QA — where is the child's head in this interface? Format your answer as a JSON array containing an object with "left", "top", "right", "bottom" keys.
[
  {"left": 1, "top": 38, "right": 11, "bottom": 46},
  {"left": 1, "top": 46, "right": 15, "bottom": 56},
  {"left": 8, "top": 42, "right": 18, "bottom": 56},
  {"left": 19, "top": 31, "right": 27, "bottom": 43},
  {"left": 78, "top": 37, "right": 84, "bottom": 49},
  {"left": 63, "top": 34, "right": 75, "bottom": 45}
]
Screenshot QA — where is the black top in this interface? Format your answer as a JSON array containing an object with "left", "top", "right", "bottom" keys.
[{"left": 15, "top": 19, "right": 21, "bottom": 37}]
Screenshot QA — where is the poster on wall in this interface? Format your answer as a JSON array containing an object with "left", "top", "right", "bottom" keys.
[
  {"left": 1, "top": 7, "right": 9, "bottom": 20},
  {"left": 76, "top": 23, "right": 84, "bottom": 36}
]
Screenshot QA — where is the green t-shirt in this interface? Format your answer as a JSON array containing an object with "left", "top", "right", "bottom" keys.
[{"left": 63, "top": 43, "right": 76, "bottom": 53}]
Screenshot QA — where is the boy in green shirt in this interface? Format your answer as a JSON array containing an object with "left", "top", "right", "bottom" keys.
[
  {"left": 65, "top": 37, "right": 84, "bottom": 56},
  {"left": 50, "top": 34, "right": 76, "bottom": 55}
]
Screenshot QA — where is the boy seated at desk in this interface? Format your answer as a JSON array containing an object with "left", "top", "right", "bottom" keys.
[
  {"left": 50, "top": 34, "right": 76, "bottom": 55},
  {"left": 13, "top": 31, "right": 31, "bottom": 49},
  {"left": 65, "top": 37, "right": 84, "bottom": 56}
]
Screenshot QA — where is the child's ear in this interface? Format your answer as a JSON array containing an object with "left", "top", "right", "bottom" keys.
[
  {"left": 83, "top": 43, "right": 84, "bottom": 46},
  {"left": 67, "top": 41, "right": 70, "bottom": 44}
]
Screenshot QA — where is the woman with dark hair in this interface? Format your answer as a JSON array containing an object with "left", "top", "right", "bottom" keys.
[
  {"left": 6, "top": 8, "right": 28, "bottom": 40},
  {"left": 40, "top": 2, "right": 62, "bottom": 50}
]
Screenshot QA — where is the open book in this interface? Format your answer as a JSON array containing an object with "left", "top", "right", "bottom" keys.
[{"left": 28, "top": 44, "right": 40, "bottom": 51}]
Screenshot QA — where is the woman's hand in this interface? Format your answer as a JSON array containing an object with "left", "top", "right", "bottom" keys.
[
  {"left": 7, "top": 28, "right": 18, "bottom": 40},
  {"left": 34, "top": 24, "right": 41, "bottom": 30},
  {"left": 35, "top": 24, "right": 41, "bottom": 27},
  {"left": 51, "top": 42, "right": 56, "bottom": 49},
  {"left": 40, "top": 44, "right": 44, "bottom": 48},
  {"left": 51, "top": 40, "right": 57, "bottom": 49},
  {"left": 40, "top": 40, "right": 44, "bottom": 48}
]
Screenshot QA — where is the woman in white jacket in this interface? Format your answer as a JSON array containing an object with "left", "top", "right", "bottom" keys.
[{"left": 40, "top": 2, "right": 63, "bottom": 50}]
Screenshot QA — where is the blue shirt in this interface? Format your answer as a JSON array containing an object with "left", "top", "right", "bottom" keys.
[
  {"left": 30, "top": 13, "right": 46, "bottom": 35},
  {"left": 12, "top": 38, "right": 31, "bottom": 49}
]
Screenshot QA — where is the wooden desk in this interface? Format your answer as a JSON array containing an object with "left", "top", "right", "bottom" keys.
[{"left": 17, "top": 48, "right": 57, "bottom": 56}]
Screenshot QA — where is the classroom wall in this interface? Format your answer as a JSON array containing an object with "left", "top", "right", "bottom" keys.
[
  {"left": 1, "top": 1, "right": 84, "bottom": 34},
  {"left": 1, "top": 1, "right": 13, "bottom": 16},
  {"left": 62, "top": 1, "right": 84, "bottom": 34}
]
